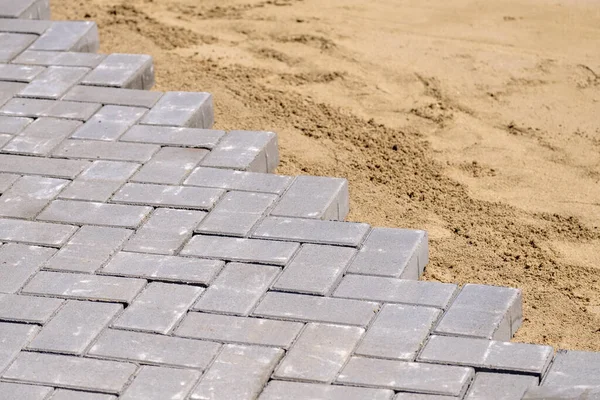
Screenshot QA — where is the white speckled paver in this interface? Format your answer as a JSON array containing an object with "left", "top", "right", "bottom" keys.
[{"left": 0, "top": 2, "right": 598, "bottom": 399}]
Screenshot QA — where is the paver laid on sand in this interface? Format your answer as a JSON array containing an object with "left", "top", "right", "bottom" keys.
[{"left": 0, "top": 1, "right": 599, "bottom": 399}]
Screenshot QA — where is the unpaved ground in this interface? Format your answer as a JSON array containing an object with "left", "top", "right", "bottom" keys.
[{"left": 53, "top": 0, "right": 600, "bottom": 350}]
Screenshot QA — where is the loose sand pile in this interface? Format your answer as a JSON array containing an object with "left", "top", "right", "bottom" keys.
[{"left": 53, "top": 0, "right": 600, "bottom": 350}]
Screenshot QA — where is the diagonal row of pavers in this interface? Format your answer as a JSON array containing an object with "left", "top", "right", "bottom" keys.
[{"left": 0, "top": 1, "right": 599, "bottom": 399}]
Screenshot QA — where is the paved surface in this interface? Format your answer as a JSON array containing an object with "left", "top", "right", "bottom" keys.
[{"left": 0, "top": 1, "right": 599, "bottom": 399}]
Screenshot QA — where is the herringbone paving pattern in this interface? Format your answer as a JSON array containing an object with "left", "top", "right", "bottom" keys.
[{"left": 0, "top": 1, "right": 599, "bottom": 399}]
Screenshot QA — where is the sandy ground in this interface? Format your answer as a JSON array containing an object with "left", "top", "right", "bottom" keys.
[{"left": 52, "top": 0, "right": 600, "bottom": 351}]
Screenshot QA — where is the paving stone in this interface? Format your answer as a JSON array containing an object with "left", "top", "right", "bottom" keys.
[
  {"left": 18, "top": 66, "right": 89, "bottom": 100},
  {"left": 0, "top": 381, "right": 53, "bottom": 400},
  {"left": 200, "top": 130, "right": 278, "bottom": 172},
  {"left": 197, "top": 191, "right": 278, "bottom": 237},
  {"left": 82, "top": 53, "right": 154, "bottom": 90},
  {"left": 417, "top": 335, "right": 553, "bottom": 376},
  {"left": 51, "top": 390, "right": 116, "bottom": 400},
  {"left": 101, "top": 251, "right": 223, "bottom": 284},
  {"left": 2, "top": 352, "right": 136, "bottom": 394},
  {"left": 112, "top": 183, "right": 224, "bottom": 210},
  {"left": 0, "top": 293, "right": 63, "bottom": 323},
  {"left": 543, "top": 350, "right": 600, "bottom": 386},
  {"left": 189, "top": 344, "right": 283, "bottom": 400},
  {"left": 52, "top": 139, "right": 159, "bottom": 162},
  {"left": 113, "top": 282, "right": 203, "bottom": 334},
  {"left": 2, "top": 117, "right": 82, "bottom": 155},
  {"left": 131, "top": 147, "right": 208, "bottom": 184},
  {"left": 59, "top": 160, "right": 139, "bottom": 202},
  {"left": 124, "top": 208, "right": 206, "bottom": 255},
  {"left": 274, "top": 323, "right": 364, "bottom": 383},
  {"left": 0, "top": 63, "right": 45, "bottom": 82},
  {"left": 0, "top": 243, "right": 56, "bottom": 293},
  {"left": 30, "top": 21, "right": 99, "bottom": 52},
  {"left": 13, "top": 50, "right": 106, "bottom": 68},
  {"left": 0, "top": 154, "right": 89, "bottom": 179},
  {"left": 62, "top": 85, "right": 163, "bottom": 108},
  {"left": 464, "top": 372, "right": 538, "bottom": 400},
  {"left": 0, "top": 173, "right": 18, "bottom": 192},
  {"left": 45, "top": 226, "right": 133, "bottom": 274},
  {"left": 0, "top": 116, "right": 32, "bottom": 134},
  {"left": 346, "top": 228, "right": 428, "bottom": 279},
  {"left": 253, "top": 292, "right": 378, "bottom": 326},
  {"left": 273, "top": 244, "right": 355, "bottom": 296},
  {"left": 22, "top": 271, "right": 146, "bottom": 303},
  {"left": 0, "top": 175, "right": 68, "bottom": 218},
  {"left": 0, "top": 322, "right": 39, "bottom": 373},
  {"left": 140, "top": 91, "right": 214, "bottom": 128},
  {"left": 89, "top": 328, "right": 221, "bottom": 369},
  {"left": 121, "top": 365, "right": 200, "bottom": 400},
  {"left": 253, "top": 216, "right": 370, "bottom": 246},
  {"left": 184, "top": 167, "right": 292, "bottom": 194},
  {"left": 0, "top": 18, "right": 51, "bottom": 34},
  {"left": 192, "top": 262, "right": 279, "bottom": 316},
  {"left": 522, "top": 386, "right": 600, "bottom": 399},
  {"left": 175, "top": 311, "right": 303, "bottom": 348},
  {"left": 28, "top": 300, "right": 122, "bottom": 355},
  {"left": 355, "top": 304, "right": 441, "bottom": 361},
  {"left": 71, "top": 105, "right": 147, "bottom": 141},
  {"left": 0, "top": 98, "right": 101, "bottom": 120},
  {"left": 181, "top": 235, "right": 299, "bottom": 265},
  {"left": 337, "top": 357, "right": 475, "bottom": 397},
  {"left": 38, "top": 200, "right": 152, "bottom": 229},
  {"left": 120, "top": 125, "right": 225, "bottom": 148},
  {"left": 333, "top": 275, "right": 459, "bottom": 309},
  {"left": 0, "top": 81, "right": 26, "bottom": 107},
  {"left": 271, "top": 176, "right": 349, "bottom": 220},
  {"left": 0, "top": 0, "right": 48, "bottom": 18},
  {"left": 259, "top": 381, "right": 395, "bottom": 400},
  {"left": 0, "top": 218, "right": 77, "bottom": 247},
  {"left": 0, "top": 33, "right": 37, "bottom": 63},
  {"left": 433, "top": 283, "right": 522, "bottom": 341}
]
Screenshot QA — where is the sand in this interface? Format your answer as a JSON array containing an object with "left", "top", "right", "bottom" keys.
[{"left": 53, "top": 0, "right": 600, "bottom": 350}]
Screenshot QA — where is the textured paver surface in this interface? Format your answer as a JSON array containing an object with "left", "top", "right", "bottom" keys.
[{"left": 0, "top": 1, "right": 599, "bottom": 399}]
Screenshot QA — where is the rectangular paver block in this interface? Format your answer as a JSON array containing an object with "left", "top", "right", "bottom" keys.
[
  {"left": 141, "top": 91, "right": 214, "bottom": 128},
  {"left": 196, "top": 190, "right": 278, "bottom": 237},
  {"left": 175, "top": 311, "right": 303, "bottom": 348},
  {"left": 0, "top": 116, "right": 33, "bottom": 134},
  {"left": 189, "top": 344, "right": 283, "bottom": 400},
  {"left": 273, "top": 244, "right": 356, "bottom": 295},
  {"left": 0, "top": 154, "right": 90, "bottom": 179},
  {"left": 28, "top": 300, "right": 122, "bottom": 355},
  {"left": 30, "top": 21, "right": 99, "bottom": 52},
  {"left": 333, "top": 275, "right": 459, "bottom": 309},
  {"left": 0, "top": 18, "right": 51, "bottom": 34},
  {"left": 433, "top": 283, "right": 522, "bottom": 341},
  {"left": 2, "top": 117, "right": 82, "bottom": 155},
  {"left": 181, "top": 235, "right": 299, "bottom": 266},
  {"left": 51, "top": 390, "right": 116, "bottom": 400},
  {"left": 0, "top": 218, "right": 77, "bottom": 247},
  {"left": 0, "top": 243, "right": 56, "bottom": 293},
  {"left": 346, "top": 228, "right": 428, "bottom": 279},
  {"left": 63, "top": 85, "right": 163, "bottom": 108},
  {"left": 523, "top": 386, "right": 600, "bottom": 399},
  {"left": 120, "top": 366, "right": 200, "bottom": 400},
  {"left": 184, "top": 166, "right": 292, "bottom": 194},
  {"left": 542, "top": 350, "right": 600, "bottom": 387},
  {"left": 113, "top": 282, "right": 202, "bottom": 334},
  {"left": 0, "top": 175, "right": 68, "bottom": 219},
  {"left": 0, "top": 64, "right": 45, "bottom": 82},
  {"left": 120, "top": 125, "right": 225, "bottom": 148},
  {"left": 0, "top": 294, "right": 63, "bottom": 323},
  {"left": 89, "top": 328, "right": 221, "bottom": 369},
  {"left": 337, "top": 356, "right": 475, "bottom": 397},
  {"left": 417, "top": 335, "right": 554, "bottom": 376},
  {"left": 101, "top": 251, "right": 223, "bottom": 285},
  {"left": 0, "top": 97, "right": 101, "bottom": 120},
  {"left": 123, "top": 208, "right": 206, "bottom": 255},
  {"left": 271, "top": 175, "right": 349, "bottom": 220},
  {"left": 274, "top": 323, "right": 364, "bottom": 383},
  {"left": 2, "top": 352, "right": 136, "bottom": 394},
  {"left": 38, "top": 200, "right": 152, "bottom": 229},
  {"left": 112, "top": 182, "right": 224, "bottom": 210},
  {"left": 71, "top": 105, "right": 147, "bottom": 141},
  {"left": 193, "top": 262, "right": 280, "bottom": 316},
  {"left": 18, "top": 66, "right": 89, "bottom": 100},
  {"left": 22, "top": 271, "right": 146, "bottom": 303},
  {"left": 464, "top": 372, "right": 538, "bottom": 400},
  {"left": 0, "top": 33, "right": 37, "bottom": 63},
  {"left": 259, "top": 381, "right": 394, "bottom": 400},
  {"left": 0, "top": 381, "right": 53, "bottom": 400},
  {"left": 253, "top": 216, "right": 370, "bottom": 247},
  {"left": 130, "top": 147, "right": 208, "bottom": 184},
  {"left": 82, "top": 53, "right": 154, "bottom": 90},
  {"left": 53, "top": 139, "right": 159, "bottom": 162},
  {"left": 0, "top": 322, "right": 39, "bottom": 373},
  {"left": 13, "top": 50, "right": 106, "bottom": 68},
  {"left": 355, "top": 304, "right": 441, "bottom": 361},
  {"left": 200, "top": 130, "right": 278, "bottom": 173},
  {"left": 253, "top": 291, "right": 379, "bottom": 326}
]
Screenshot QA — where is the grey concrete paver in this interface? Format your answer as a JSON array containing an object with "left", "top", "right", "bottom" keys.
[
  {"left": 0, "top": 381, "right": 53, "bottom": 400},
  {"left": 71, "top": 105, "right": 146, "bottom": 141},
  {"left": 258, "top": 381, "right": 394, "bottom": 400},
  {"left": 120, "top": 125, "right": 224, "bottom": 148},
  {"left": 120, "top": 366, "right": 200, "bottom": 400},
  {"left": 140, "top": 91, "right": 213, "bottom": 128}
]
